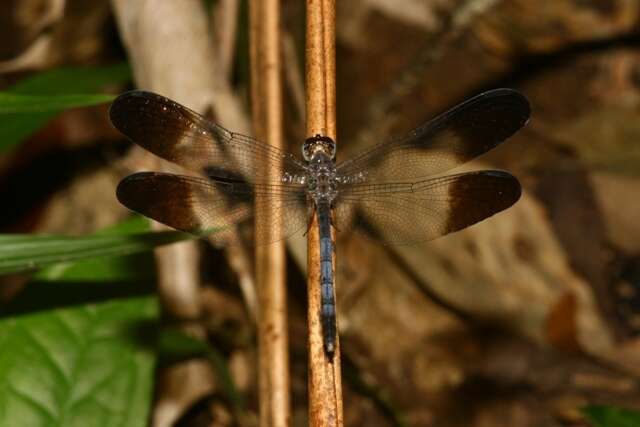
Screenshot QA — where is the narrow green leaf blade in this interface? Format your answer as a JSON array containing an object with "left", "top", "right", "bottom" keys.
[
  {"left": 32, "top": 253, "right": 156, "bottom": 283},
  {"left": 0, "top": 63, "right": 131, "bottom": 152},
  {"left": 95, "top": 215, "right": 151, "bottom": 235},
  {"left": 32, "top": 216, "right": 156, "bottom": 283},
  {"left": 0, "top": 296, "right": 158, "bottom": 427},
  {"left": 0, "top": 230, "right": 196, "bottom": 275},
  {"left": 7, "top": 64, "right": 131, "bottom": 95},
  {"left": 0, "top": 111, "right": 58, "bottom": 152},
  {"left": 583, "top": 405, "right": 640, "bottom": 427},
  {"left": 0, "top": 93, "right": 115, "bottom": 113}
]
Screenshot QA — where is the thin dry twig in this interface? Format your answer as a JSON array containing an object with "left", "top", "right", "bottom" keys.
[
  {"left": 282, "top": 30, "right": 306, "bottom": 122},
  {"left": 306, "top": 0, "right": 343, "bottom": 425},
  {"left": 249, "top": 0, "right": 291, "bottom": 426},
  {"left": 226, "top": 243, "right": 258, "bottom": 323},
  {"left": 213, "top": 0, "right": 240, "bottom": 82}
]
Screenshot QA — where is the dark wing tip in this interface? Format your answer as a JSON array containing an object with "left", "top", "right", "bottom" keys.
[
  {"left": 445, "top": 170, "right": 521, "bottom": 234},
  {"left": 108, "top": 90, "right": 166, "bottom": 133},
  {"left": 481, "top": 87, "right": 531, "bottom": 125},
  {"left": 116, "top": 171, "right": 203, "bottom": 234},
  {"left": 461, "top": 88, "right": 531, "bottom": 148},
  {"left": 109, "top": 91, "right": 138, "bottom": 134},
  {"left": 116, "top": 171, "right": 157, "bottom": 208},
  {"left": 110, "top": 90, "right": 160, "bottom": 105},
  {"left": 484, "top": 169, "right": 522, "bottom": 208}
]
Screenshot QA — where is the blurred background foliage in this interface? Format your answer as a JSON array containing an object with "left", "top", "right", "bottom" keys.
[{"left": 0, "top": 0, "right": 640, "bottom": 426}]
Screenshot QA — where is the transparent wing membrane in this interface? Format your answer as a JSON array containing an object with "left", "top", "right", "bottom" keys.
[
  {"left": 109, "top": 91, "right": 308, "bottom": 182},
  {"left": 336, "top": 89, "right": 530, "bottom": 183},
  {"left": 116, "top": 172, "right": 308, "bottom": 245},
  {"left": 334, "top": 171, "right": 521, "bottom": 245},
  {"left": 111, "top": 88, "right": 530, "bottom": 246}
]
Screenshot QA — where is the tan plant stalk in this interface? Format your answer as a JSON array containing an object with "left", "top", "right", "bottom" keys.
[
  {"left": 214, "top": 0, "right": 240, "bottom": 82},
  {"left": 305, "top": 0, "right": 343, "bottom": 426},
  {"left": 249, "top": 0, "right": 291, "bottom": 426}
]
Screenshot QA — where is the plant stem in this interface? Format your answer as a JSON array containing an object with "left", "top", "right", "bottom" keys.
[
  {"left": 306, "top": 0, "right": 343, "bottom": 426},
  {"left": 250, "top": 0, "right": 291, "bottom": 426}
]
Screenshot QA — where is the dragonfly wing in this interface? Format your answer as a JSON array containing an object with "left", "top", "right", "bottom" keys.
[
  {"left": 109, "top": 90, "right": 308, "bottom": 183},
  {"left": 334, "top": 170, "right": 521, "bottom": 245},
  {"left": 116, "top": 172, "right": 309, "bottom": 245},
  {"left": 336, "top": 89, "right": 530, "bottom": 182}
]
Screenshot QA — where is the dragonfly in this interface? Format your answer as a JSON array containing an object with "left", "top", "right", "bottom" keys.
[{"left": 110, "top": 88, "right": 530, "bottom": 358}]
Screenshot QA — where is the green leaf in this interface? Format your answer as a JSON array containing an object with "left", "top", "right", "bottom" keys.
[
  {"left": 33, "top": 216, "right": 155, "bottom": 283},
  {"left": 583, "top": 405, "right": 640, "bottom": 427},
  {"left": 0, "top": 229, "right": 196, "bottom": 275},
  {"left": 94, "top": 215, "right": 151, "bottom": 235},
  {"left": 0, "top": 111, "right": 56, "bottom": 153},
  {"left": 0, "top": 296, "right": 158, "bottom": 427},
  {"left": 32, "top": 253, "right": 156, "bottom": 283},
  {"left": 0, "top": 63, "right": 131, "bottom": 152},
  {"left": 7, "top": 64, "right": 130, "bottom": 95},
  {"left": 158, "top": 329, "right": 210, "bottom": 359},
  {"left": 0, "top": 93, "right": 115, "bottom": 114}
]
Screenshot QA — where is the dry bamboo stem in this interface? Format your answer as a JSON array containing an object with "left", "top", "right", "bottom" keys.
[
  {"left": 249, "top": 1, "right": 291, "bottom": 426},
  {"left": 306, "top": 1, "right": 343, "bottom": 426}
]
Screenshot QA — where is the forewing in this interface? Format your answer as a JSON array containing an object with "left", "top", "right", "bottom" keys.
[
  {"left": 109, "top": 91, "right": 308, "bottom": 182},
  {"left": 116, "top": 172, "right": 309, "bottom": 245},
  {"left": 334, "top": 170, "right": 521, "bottom": 245},
  {"left": 336, "top": 89, "right": 530, "bottom": 182}
]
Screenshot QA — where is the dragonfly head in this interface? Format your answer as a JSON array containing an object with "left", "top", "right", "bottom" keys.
[{"left": 303, "top": 134, "right": 336, "bottom": 161}]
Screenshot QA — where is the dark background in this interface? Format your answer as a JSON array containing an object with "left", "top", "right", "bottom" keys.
[{"left": 1, "top": 1, "right": 639, "bottom": 426}]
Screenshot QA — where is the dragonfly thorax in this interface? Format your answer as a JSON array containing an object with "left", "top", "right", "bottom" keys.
[
  {"left": 306, "top": 157, "right": 338, "bottom": 204},
  {"left": 303, "top": 134, "right": 338, "bottom": 204}
]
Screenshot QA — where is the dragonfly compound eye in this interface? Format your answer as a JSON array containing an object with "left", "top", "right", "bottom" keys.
[{"left": 303, "top": 134, "right": 336, "bottom": 161}]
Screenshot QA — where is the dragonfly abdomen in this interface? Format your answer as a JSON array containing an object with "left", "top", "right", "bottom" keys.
[{"left": 318, "top": 202, "right": 336, "bottom": 357}]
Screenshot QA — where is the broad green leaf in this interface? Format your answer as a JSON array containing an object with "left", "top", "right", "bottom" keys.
[
  {"left": 0, "top": 229, "right": 196, "bottom": 275},
  {"left": 583, "top": 405, "right": 640, "bottom": 427},
  {"left": 0, "top": 63, "right": 130, "bottom": 152},
  {"left": 0, "top": 93, "right": 114, "bottom": 114},
  {"left": 0, "top": 296, "right": 158, "bottom": 427}
]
